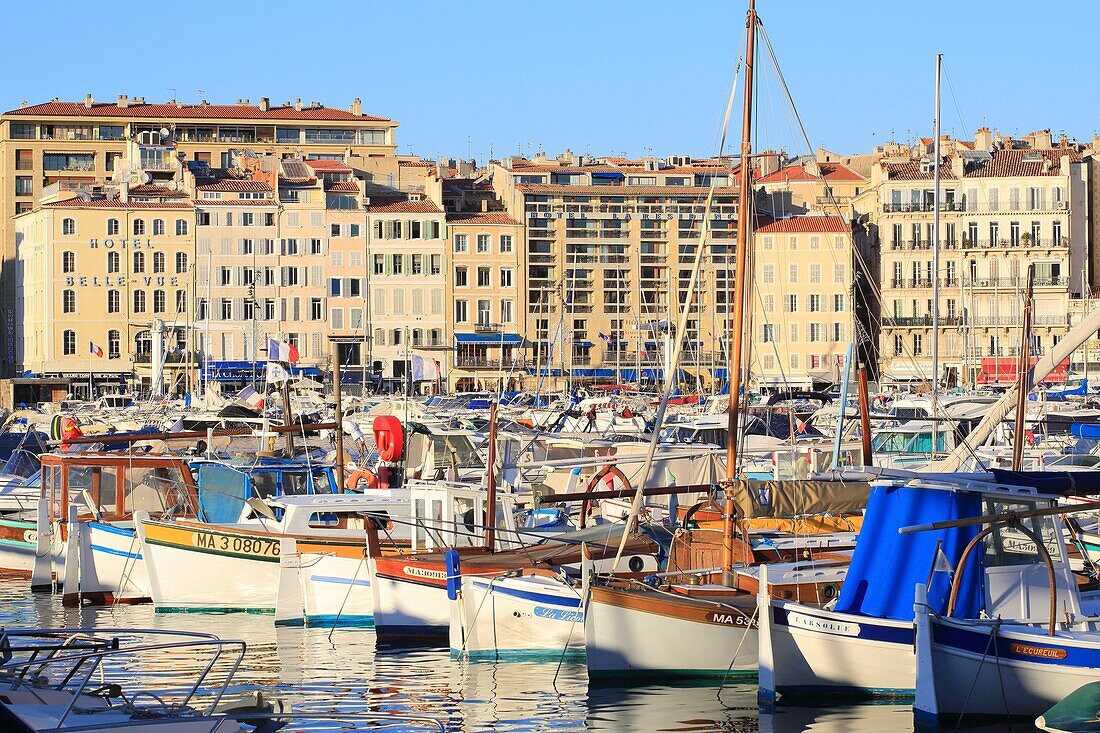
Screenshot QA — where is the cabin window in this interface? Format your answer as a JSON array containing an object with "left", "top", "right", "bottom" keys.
[
  {"left": 125, "top": 466, "right": 183, "bottom": 514},
  {"left": 252, "top": 472, "right": 278, "bottom": 500},
  {"left": 282, "top": 472, "right": 310, "bottom": 496},
  {"left": 981, "top": 500, "right": 1062, "bottom": 566}
]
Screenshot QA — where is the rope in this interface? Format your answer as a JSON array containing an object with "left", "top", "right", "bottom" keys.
[{"left": 952, "top": 617, "right": 1006, "bottom": 730}]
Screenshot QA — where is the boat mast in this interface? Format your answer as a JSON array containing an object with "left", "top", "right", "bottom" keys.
[
  {"left": 1011, "top": 264, "right": 1035, "bottom": 471},
  {"left": 931, "top": 53, "right": 942, "bottom": 422},
  {"left": 726, "top": 0, "right": 757, "bottom": 477}
]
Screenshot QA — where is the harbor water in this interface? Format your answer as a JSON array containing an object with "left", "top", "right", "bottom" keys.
[{"left": 0, "top": 576, "right": 1038, "bottom": 732}]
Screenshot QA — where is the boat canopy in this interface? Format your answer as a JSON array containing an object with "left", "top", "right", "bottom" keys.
[
  {"left": 833, "top": 484, "right": 984, "bottom": 620},
  {"left": 988, "top": 469, "right": 1100, "bottom": 497},
  {"left": 727, "top": 479, "right": 869, "bottom": 519}
]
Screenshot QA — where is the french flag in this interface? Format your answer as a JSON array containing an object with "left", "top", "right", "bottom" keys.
[
  {"left": 267, "top": 337, "right": 300, "bottom": 363},
  {"left": 90, "top": 342, "right": 103, "bottom": 357}
]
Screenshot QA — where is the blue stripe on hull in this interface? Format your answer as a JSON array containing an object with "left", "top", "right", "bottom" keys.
[
  {"left": 932, "top": 622, "right": 1100, "bottom": 667},
  {"left": 773, "top": 606, "right": 914, "bottom": 645},
  {"left": 89, "top": 544, "right": 142, "bottom": 560},
  {"left": 469, "top": 579, "right": 580, "bottom": 608}
]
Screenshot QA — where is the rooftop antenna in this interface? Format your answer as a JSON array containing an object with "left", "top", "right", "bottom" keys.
[
  {"left": 467, "top": 135, "right": 472, "bottom": 160},
  {"left": 197, "top": 89, "right": 206, "bottom": 103}
]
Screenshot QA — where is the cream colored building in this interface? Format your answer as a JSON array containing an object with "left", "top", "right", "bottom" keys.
[
  {"left": 0, "top": 94, "right": 399, "bottom": 375},
  {"left": 869, "top": 144, "right": 1089, "bottom": 385},
  {"left": 445, "top": 211, "right": 524, "bottom": 392},
  {"left": 491, "top": 153, "right": 740, "bottom": 388},
  {"left": 752, "top": 216, "right": 857, "bottom": 388}
]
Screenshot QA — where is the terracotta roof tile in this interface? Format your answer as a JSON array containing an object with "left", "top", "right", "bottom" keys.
[
  {"left": 305, "top": 159, "right": 352, "bottom": 173},
  {"left": 446, "top": 212, "right": 520, "bottom": 225},
  {"left": 757, "top": 162, "right": 865, "bottom": 184},
  {"left": 6, "top": 100, "right": 389, "bottom": 122},
  {"left": 755, "top": 215, "right": 849, "bottom": 233},
  {"left": 963, "top": 148, "right": 1077, "bottom": 177},
  {"left": 326, "top": 181, "right": 360, "bottom": 192},
  {"left": 517, "top": 183, "right": 737, "bottom": 197},
  {"left": 884, "top": 157, "right": 956, "bottom": 181},
  {"left": 196, "top": 179, "right": 272, "bottom": 192},
  {"left": 365, "top": 198, "right": 442, "bottom": 213},
  {"left": 43, "top": 198, "right": 193, "bottom": 209},
  {"left": 196, "top": 199, "right": 275, "bottom": 206},
  {"left": 398, "top": 160, "right": 433, "bottom": 167}
]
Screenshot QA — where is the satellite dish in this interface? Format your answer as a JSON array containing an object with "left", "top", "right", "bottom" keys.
[
  {"left": 167, "top": 180, "right": 179, "bottom": 191},
  {"left": 128, "top": 175, "right": 142, "bottom": 187},
  {"left": 159, "top": 127, "right": 170, "bottom": 139},
  {"left": 140, "top": 172, "right": 151, "bottom": 184}
]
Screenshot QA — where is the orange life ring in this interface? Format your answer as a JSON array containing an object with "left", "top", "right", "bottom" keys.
[
  {"left": 373, "top": 415, "right": 404, "bottom": 462},
  {"left": 346, "top": 468, "right": 379, "bottom": 491},
  {"left": 1025, "top": 429, "right": 1036, "bottom": 446}
]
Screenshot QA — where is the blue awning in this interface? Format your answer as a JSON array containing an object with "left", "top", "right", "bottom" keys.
[
  {"left": 712, "top": 368, "right": 729, "bottom": 379},
  {"left": 573, "top": 341, "right": 594, "bottom": 348},
  {"left": 595, "top": 368, "right": 615, "bottom": 377},
  {"left": 455, "top": 333, "right": 523, "bottom": 345},
  {"left": 573, "top": 368, "right": 596, "bottom": 377},
  {"left": 591, "top": 171, "right": 625, "bottom": 180},
  {"left": 537, "top": 368, "right": 565, "bottom": 377},
  {"left": 201, "top": 361, "right": 321, "bottom": 381}
]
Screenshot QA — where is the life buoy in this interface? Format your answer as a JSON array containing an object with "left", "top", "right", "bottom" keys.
[
  {"left": 373, "top": 416, "right": 404, "bottom": 462},
  {"left": 346, "top": 468, "right": 379, "bottom": 491},
  {"left": 1024, "top": 429, "right": 1036, "bottom": 446}
]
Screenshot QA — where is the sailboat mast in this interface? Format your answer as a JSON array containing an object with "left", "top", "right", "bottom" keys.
[
  {"left": 726, "top": 0, "right": 757, "bottom": 478},
  {"left": 931, "top": 53, "right": 942, "bottom": 419}
]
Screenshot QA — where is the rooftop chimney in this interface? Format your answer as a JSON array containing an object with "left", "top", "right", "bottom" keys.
[
  {"left": 974, "top": 126, "right": 993, "bottom": 151},
  {"left": 83, "top": 93, "right": 93, "bottom": 109},
  {"left": 350, "top": 97, "right": 362, "bottom": 116},
  {"left": 117, "top": 95, "right": 129, "bottom": 108},
  {"left": 481, "top": 199, "right": 489, "bottom": 213},
  {"left": 259, "top": 97, "right": 269, "bottom": 112},
  {"left": 294, "top": 98, "right": 303, "bottom": 112}
]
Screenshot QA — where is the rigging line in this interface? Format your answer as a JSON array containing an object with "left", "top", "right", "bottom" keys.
[{"left": 940, "top": 60, "right": 970, "bottom": 139}]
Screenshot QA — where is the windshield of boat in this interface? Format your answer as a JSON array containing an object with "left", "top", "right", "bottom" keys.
[
  {"left": 429, "top": 434, "right": 484, "bottom": 469},
  {"left": 871, "top": 429, "right": 946, "bottom": 453},
  {"left": 982, "top": 499, "right": 1062, "bottom": 566}
]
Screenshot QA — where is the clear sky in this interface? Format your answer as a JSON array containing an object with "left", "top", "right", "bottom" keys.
[{"left": 4, "top": 1, "right": 1096, "bottom": 163}]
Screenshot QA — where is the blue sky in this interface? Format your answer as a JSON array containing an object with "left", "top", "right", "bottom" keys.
[{"left": 4, "top": 1, "right": 1096, "bottom": 162}]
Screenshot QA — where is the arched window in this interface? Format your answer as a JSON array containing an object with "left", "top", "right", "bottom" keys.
[
  {"left": 152, "top": 219, "right": 165, "bottom": 236},
  {"left": 133, "top": 290, "right": 146, "bottom": 313},
  {"left": 107, "top": 219, "right": 119, "bottom": 236},
  {"left": 152, "top": 252, "right": 165, "bottom": 273},
  {"left": 133, "top": 251, "right": 145, "bottom": 273},
  {"left": 107, "top": 251, "right": 120, "bottom": 273},
  {"left": 133, "top": 219, "right": 146, "bottom": 235},
  {"left": 153, "top": 290, "right": 166, "bottom": 313},
  {"left": 62, "top": 251, "right": 76, "bottom": 273},
  {"left": 175, "top": 252, "right": 188, "bottom": 273},
  {"left": 175, "top": 219, "right": 188, "bottom": 236},
  {"left": 62, "top": 289, "right": 76, "bottom": 313},
  {"left": 107, "top": 289, "right": 120, "bottom": 314},
  {"left": 175, "top": 290, "right": 187, "bottom": 313},
  {"left": 62, "top": 218, "right": 76, "bottom": 235},
  {"left": 107, "top": 330, "right": 121, "bottom": 359},
  {"left": 62, "top": 330, "right": 76, "bottom": 355}
]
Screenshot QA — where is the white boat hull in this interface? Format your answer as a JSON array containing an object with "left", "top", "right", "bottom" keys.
[
  {"left": 63, "top": 522, "right": 149, "bottom": 605},
  {"left": 451, "top": 574, "right": 584, "bottom": 659},
  {"left": 369, "top": 561, "right": 449, "bottom": 636},
  {"left": 276, "top": 547, "right": 374, "bottom": 626}
]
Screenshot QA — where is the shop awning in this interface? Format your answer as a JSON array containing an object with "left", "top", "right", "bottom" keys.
[
  {"left": 455, "top": 333, "right": 524, "bottom": 346},
  {"left": 572, "top": 341, "right": 594, "bottom": 348}
]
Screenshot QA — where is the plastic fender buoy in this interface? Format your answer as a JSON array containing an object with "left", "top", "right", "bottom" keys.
[
  {"left": 372, "top": 415, "right": 404, "bottom": 462},
  {"left": 346, "top": 468, "right": 379, "bottom": 491}
]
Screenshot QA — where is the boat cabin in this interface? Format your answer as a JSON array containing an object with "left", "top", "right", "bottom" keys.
[
  {"left": 189, "top": 458, "right": 336, "bottom": 524},
  {"left": 409, "top": 481, "right": 519, "bottom": 552},
  {"left": 40, "top": 453, "right": 198, "bottom": 523}
]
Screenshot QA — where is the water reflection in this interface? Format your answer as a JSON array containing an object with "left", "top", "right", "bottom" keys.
[{"left": 0, "top": 579, "right": 1044, "bottom": 732}]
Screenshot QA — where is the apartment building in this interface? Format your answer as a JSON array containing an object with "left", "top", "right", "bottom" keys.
[
  {"left": 491, "top": 153, "right": 740, "bottom": 388},
  {"left": 753, "top": 216, "right": 858, "bottom": 387},
  {"left": 0, "top": 94, "right": 398, "bottom": 375},
  {"left": 445, "top": 211, "right": 524, "bottom": 391},
  {"left": 869, "top": 140, "right": 1088, "bottom": 385},
  {"left": 757, "top": 158, "right": 867, "bottom": 216}
]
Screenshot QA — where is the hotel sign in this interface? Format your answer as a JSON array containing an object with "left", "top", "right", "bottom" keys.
[
  {"left": 65, "top": 238, "right": 180, "bottom": 287},
  {"left": 87, "top": 238, "right": 158, "bottom": 249}
]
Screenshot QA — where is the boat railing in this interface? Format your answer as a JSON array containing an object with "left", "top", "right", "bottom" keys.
[{"left": 0, "top": 627, "right": 246, "bottom": 726}]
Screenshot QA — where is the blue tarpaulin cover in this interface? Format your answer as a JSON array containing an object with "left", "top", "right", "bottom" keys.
[{"left": 834, "top": 485, "right": 984, "bottom": 619}]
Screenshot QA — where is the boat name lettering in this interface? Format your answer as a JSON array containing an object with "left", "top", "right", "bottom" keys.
[
  {"left": 402, "top": 566, "right": 447, "bottom": 581},
  {"left": 706, "top": 611, "right": 756, "bottom": 627},
  {"left": 191, "top": 531, "right": 278, "bottom": 557},
  {"left": 1009, "top": 642, "right": 1067, "bottom": 660},
  {"left": 785, "top": 611, "right": 860, "bottom": 636},
  {"left": 533, "top": 607, "right": 583, "bottom": 623}
]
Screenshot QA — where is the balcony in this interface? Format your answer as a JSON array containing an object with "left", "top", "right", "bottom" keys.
[
  {"left": 964, "top": 277, "right": 1067, "bottom": 289},
  {"left": 884, "top": 316, "right": 963, "bottom": 327},
  {"left": 474, "top": 322, "right": 501, "bottom": 333},
  {"left": 455, "top": 357, "right": 532, "bottom": 369},
  {"left": 882, "top": 202, "right": 1067, "bottom": 215},
  {"left": 961, "top": 238, "right": 1069, "bottom": 250}
]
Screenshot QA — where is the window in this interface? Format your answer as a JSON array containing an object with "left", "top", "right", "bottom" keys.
[
  {"left": 63, "top": 330, "right": 76, "bottom": 355},
  {"left": 174, "top": 252, "right": 188, "bottom": 274},
  {"left": 834, "top": 263, "right": 846, "bottom": 283},
  {"left": 310, "top": 238, "right": 323, "bottom": 255},
  {"left": 311, "top": 298, "right": 323, "bottom": 320},
  {"left": 132, "top": 251, "right": 145, "bottom": 273},
  {"left": 1053, "top": 220, "right": 1063, "bottom": 244},
  {"left": 108, "top": 330, "right": 121, "bottom": 359},
  {"left": 430, "top": 254, "right": 441, "bottom": 275},
  {"left": 62, "top": 251, "right": 76, "bottom": 273},
  {"left": 197, "top": 212, "right": 211, "bottom": 226},
  {"left": 390, "top": 220, "right": 402, "bottom": 239},
  {"left": 153, "top": 219, "right": 165, "bottom": 236},
  {"left": 153, "top": 290, "right": 166, "bottom": 313},
  {"left": 834, "top": 294, "right": 845, "bottom": 312},
  {"left": 809, "top": 263, "right": 821, "bottom": 284},
  {"left": 283, "top": 238, "right": 299, "bottom": 256},
  {"left": 133, "top": 290, "right": 146, "bottom": 313},
  {"left": 330, "top": 278, "right": 342, "bottom": 297},
  {"left": 808, "top": 294, "right": 822, "bottom": 312},
  {"left": 62, "top": 289, "right": 76, "bottom": 313},
  {"left": 500, "top": 268, "right": 513, "bottom": 287},
  {"left": 153, "top": 252, "right": 165, "bottom": 273},
  {"left": 763, "top": 294, "right": 774, "bottom": 312},
  {"left": 477, "top": 234, "right": 491, "bottom": 253},
  {"left": 454, "top": 233, "right": 469, "bottom": 253},
  {"left": 501, "top": 299, "right": 514, "bottom": 322},
  {"left": 391, "top": 254, "right": 403, "bottom": 275},
  {"left": 455, "top": 266, "right": 468, "bottom": 287},
  {"left": 500, "top": 234, "right": 514, "bottom": 253},
  {"left": 785, "top": 294, "right": 798, "bottom": 313},
  {"left": 349, "top": 223, "right": 361, "bottom": 238},
  {"left": 789, "top": 264, "right": 798, "bottom": 283},
  {"left": 411, "top": 254, "right": 423, "bottom": 275},
  {"left": 455, "top": 299, "right": 468, "bottom": 322},
  {"left": 409, "top": 221, "right": 422, "bottom": 239},
  {"left": 809, "top": 323, "right": 822, "bottom": 342},
  {"left": 10, "top": 123, "right": 35, "bottom": 140},
  {"left": 219, "top": 298, "right": 231, "bottom": 320},
  {"left": 133, "top": 219, "right": 146, "bottom": 235},
  {"left": 477, "top": 267, "right": 491, "bottom": 287},
  {"left": 107, "top": 219, "right": 120, "bottom": 236},
  {"left": 107, "top": 289, "right": 120, "bottom": 313},
  {"left": 477, "top": 299, "right": 491, "bottom": 325},
  {"left": 762, "top": 264, "right": 775, "bottom": 284},
  {"left": 220, "top": 267, "right": 231, "bottom": 286},
  {"left": 762, "top": 324, "right": 775, "bottom": 342},
  {"left": 913, "top": 333, "right": 924, "bottom": 356},
  {"left": 62, "top": 218, "right": 76, "bottom": 235},
  {"left": 373, "top": 254, "right": 385, "bottom": 275},
  {"left": 330, "top": 223, "right": 341, "bottom": 238},
  {"left": 175, "top": 290, "right": 186, "bottom": 313}
]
